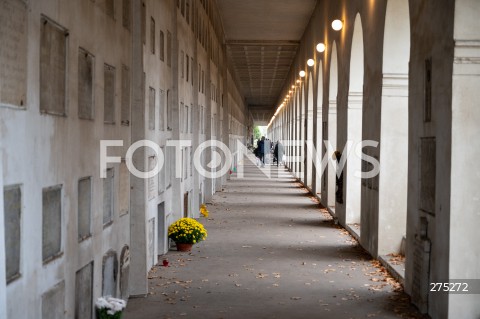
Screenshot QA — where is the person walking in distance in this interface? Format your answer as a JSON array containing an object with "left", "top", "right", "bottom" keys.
[
  {"left": 274, "top": 140, "right": 284, "bottom": 167},
  {"left": 264, "top": 138, "right": 271, "bottom": 165},
  {"left": 258, "top": 136, "right": 265, "bottom": 167}
]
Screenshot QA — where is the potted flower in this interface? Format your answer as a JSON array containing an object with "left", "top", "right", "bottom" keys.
[
  {"left": 95, "top": 296, "right": 126, "bottom": 319},
  {"left": 200, "top": 204, "right": 209, "bottom": 217},
  {"left": 168, "top": 217, "right": 208, "bottom": 251}
]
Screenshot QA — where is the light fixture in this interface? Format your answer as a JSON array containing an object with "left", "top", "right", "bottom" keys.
[
  {"left": 316, "top": 43, "right": 326, "bottom": 52},
  {"left": 299, "top": 70, "right": 306, "bottom": 77},
  {"left": 296, "top": 79, "right": 301, "bottom": 83},
  {"left": 332, "top": 19, "right": 343, "bottom": 31},
  {"left": 291, "top": 85, "right": 295, "bottom": 89},
  {"left": 307, "top": 59, "right": 314, "bottom": 67}
]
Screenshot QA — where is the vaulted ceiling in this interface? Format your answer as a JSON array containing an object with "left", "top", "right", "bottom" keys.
[{"left": 216, "top": 0, "right": 317, "bottom": 125}]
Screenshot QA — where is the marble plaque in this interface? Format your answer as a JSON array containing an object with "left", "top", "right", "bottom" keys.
[{"left": 0, "top": 0, "right": 27, "bottom": 108}]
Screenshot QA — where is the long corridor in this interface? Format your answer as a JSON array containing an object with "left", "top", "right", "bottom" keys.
[{"left": 124, "top": 159, "right": 424, "bottom": 319}]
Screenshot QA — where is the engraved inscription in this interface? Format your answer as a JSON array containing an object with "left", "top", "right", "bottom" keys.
[
  {"left": 40, "top": 17, "right": 67, "bottom": 116},
  {"left": 420, "top": 137, "right": 436, "bottom": 214},
  {"left": 0, "top": 0, "right": 27, "bottom": 108},
  {"left": 78, "top": 48, "right": 94, "bottom": 120}
]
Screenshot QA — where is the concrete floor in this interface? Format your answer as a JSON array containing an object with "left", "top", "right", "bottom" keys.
[{"left": 124, "top": 160, "right": 426, "bottom": 319}]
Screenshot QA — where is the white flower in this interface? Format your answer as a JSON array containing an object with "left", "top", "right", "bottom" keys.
[
  {"left": 95, "top": 297, "right": 110, "bottom": 309},
  {"left": 96, "top": 296, "right": 127, "bottom": 312}
]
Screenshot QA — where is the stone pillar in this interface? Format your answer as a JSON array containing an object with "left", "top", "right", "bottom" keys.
[
  {"left": 0, "top": 141, "right": 6, "bottom": 318},
  {"left": 171, "top": 0, "right": 182, "bottom": 219},
  {"left": 191, "top": 0, "right": 200, "bottom": 217},
  {"left": 311, "top": 65, "right": 319, "bottom": 195},
  {"left": 204, "top": 33, "right": 213, "bottom": 202},
  {"left": 129, "top": 0, "right": 148, "bottom": 296}
]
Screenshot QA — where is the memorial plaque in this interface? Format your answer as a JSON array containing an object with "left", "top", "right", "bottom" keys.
[
  {"left": 158, "top": 147, "right": 165, "bottom": 194},
  {"left": 104, "top": 64, "right": 116, "bottom": 124},
  {"left": 150, "top": 17, "right": 155, "bottom": 54},
  {"left": 159, "top": 89, "right": 165, "bottom": 130},
  {"left": 0, "top": 0, "right": 27, "bottom": 108},
  {"left": 4, "top": 185, "right": 21, "bottom": 282},
  {"left": 102, "top": 251, "right": 118, "bottom": 297},
  {"left": 159, "top": 31, "right": 165, "bottom": 61},
  {"left": 122, "top": 0, "right": 131, "bottom": 30},
  {"left": 42, "top": 281, "right": 65, "bottom": 319},
  {"left": 42, "top": 185, "right": 62, "bottom": 262},
  {"left": 420, "top": 137, "right": 436, "bottom": 214},
  {"left": 149, "top": 87, "right": 155, "bottom": 130},
  {"left": 103, "top": 168, "right": 114, "bottom": 224},
  {"left": 120, "top": 65, "right": 130, "bottom": 125},
  {"left": 424, "top": 58, "right": 432, "bottom": 123},
  {"left": 148, "top": 156, "right": 157, "bottom": 200},
  {"left": 75, "top": 262, "right": 93, "bottom": 319},
  {"left": 105, "top": 0, "right": 114, "bottom": 19},
  {"left": 119, "top": 161, "right": 129, "bottom": 216},
  {"left": 411, "top": 218, "right": 431, "bottom": 313},
  {"left": 78, "top": 48, "right": 94, "bottom": 120},
  {"left": 167, "top": 31, "right": 172, "bottom": 67},
  {"left": 147, "top": 218, "right": 155, "bottom": 269},
  {"left": 40, "top": 17, "right": 67, "bottom": 116},
  {"left": 78, "top": 177, "right": 92, "bottom": 241}
]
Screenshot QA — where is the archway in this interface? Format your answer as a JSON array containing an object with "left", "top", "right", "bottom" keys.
[
  {"left": 346, "top": 13, "right": 364, "bottom": 234},
  {"left": 327, "top": 41, "right": 338, "bottom": 212},
  {"left": 300, "top": 83, "right": 306, "bottom": 180},
  {"left": 315, "top": 62, "right": 324, "bottom": 196},
  {"left": 305, "top": 73, "right": 314, "bottom": 188},
  {"left": 378, "top": 0, "right": 410, "bottom": 257}
]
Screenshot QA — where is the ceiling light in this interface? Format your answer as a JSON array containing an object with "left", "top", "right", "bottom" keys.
[
  {"left": 316, "top": 43, "right": 326, "bottom": 52},
  {"left": 307, "top": 59, "right": 314, "bottom": 67},
  {"left": 332, "top": 19, "right": 343, "bottom": 31},
  {"left": 299, "top": 70, "right": 306, "bottom": 77},
  {"left": 296, "top": 79, "right": 301, "bottom": 83}
]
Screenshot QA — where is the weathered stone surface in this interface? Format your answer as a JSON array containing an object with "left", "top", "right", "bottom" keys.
[
  {"left": 104, "top": 64, "right": 116, "bottom": 123},
  {"left": 42, "top": 185, "right": 62, "bottom": 262},
  {"left": 103, "top": 168, "right": 114, "bottom": 224},
  {"left": 40, "top": 17, "right": 67, "bottom": 115},
  {"left": 0, "top": 0, "right": 27, "bottom": 108},
  {"left": 78, "top": 48, "right": 94, "bottom": 120},
  {"left": 42, "top": 281, "right": 65, "bottom": 319},
  {"left": 3, "top": 185, "right": 21, "bottom": 282},
  {"left": 75, "top": 262, "right": 93, "bottom": 319},
  {"left": 78, "top": 177, "right": 91, "bottom": 240}
]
